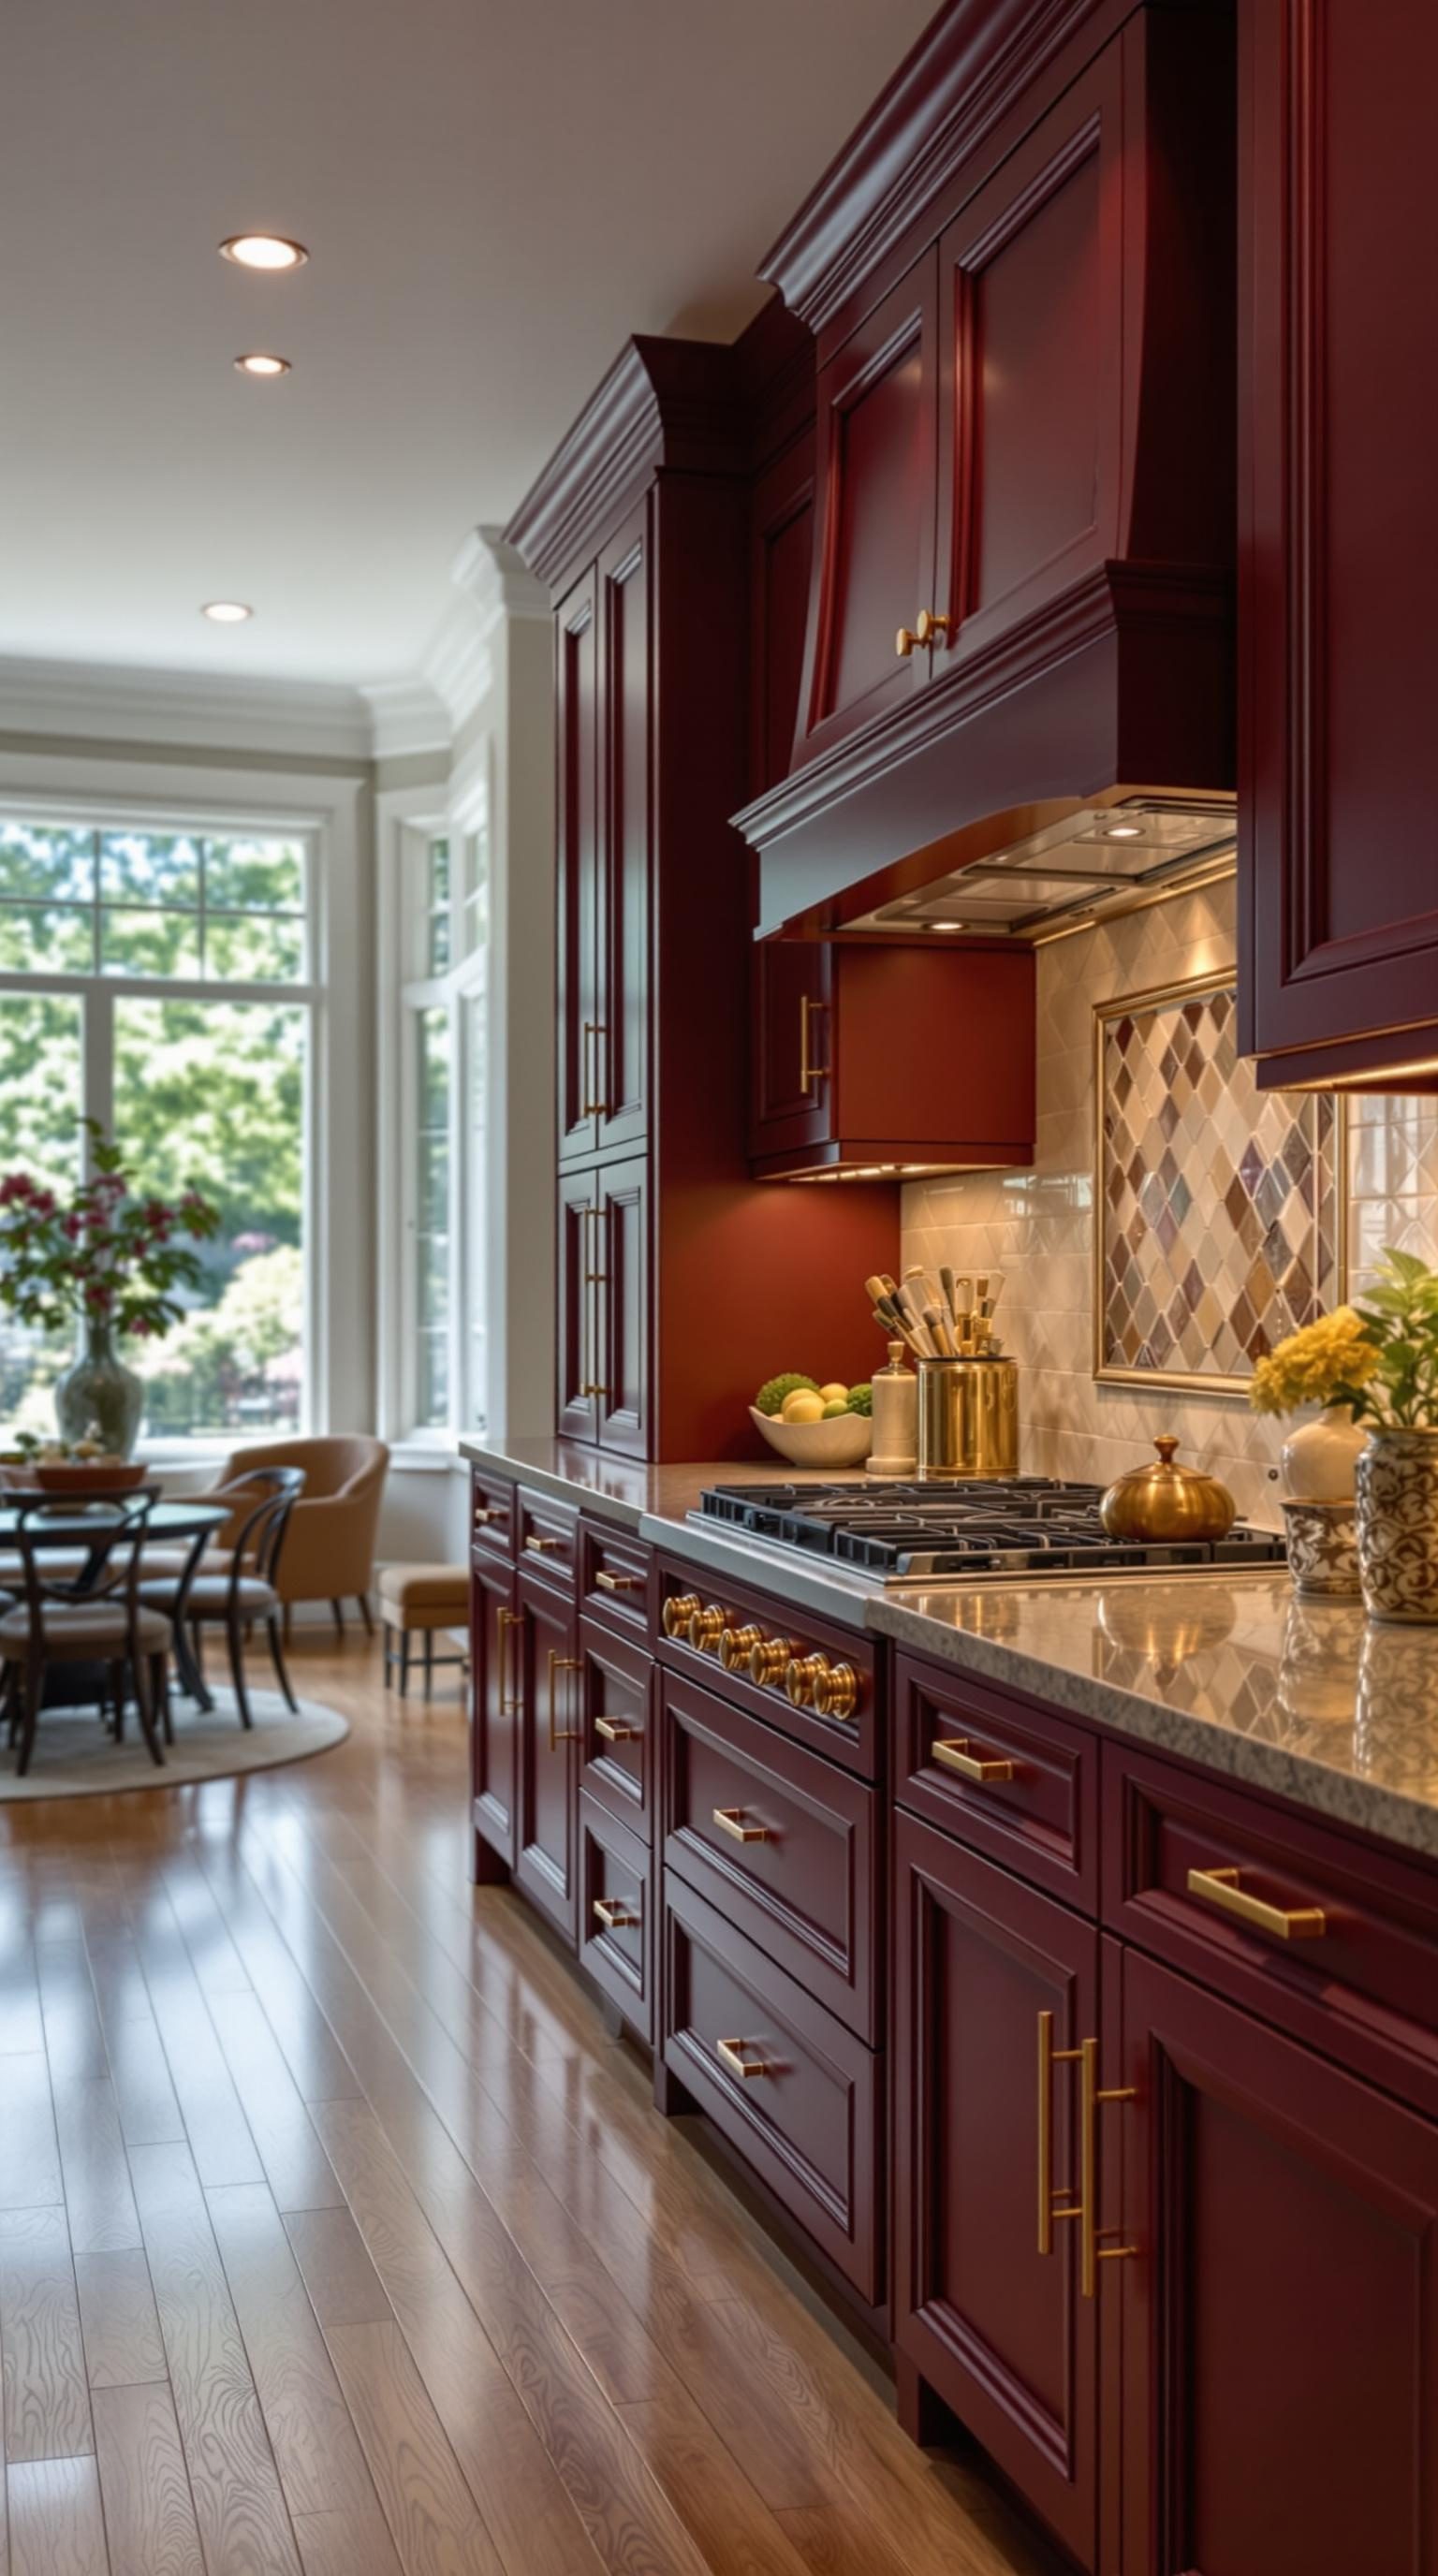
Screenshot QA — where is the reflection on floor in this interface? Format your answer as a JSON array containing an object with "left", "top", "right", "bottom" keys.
[{"left": 0, "top": 1635, "right": 1064, "bottom": 2576}]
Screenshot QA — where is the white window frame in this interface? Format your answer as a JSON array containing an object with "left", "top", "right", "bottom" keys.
[{"left": 0, "top": 748, "right": 368, "bottom": 1458}]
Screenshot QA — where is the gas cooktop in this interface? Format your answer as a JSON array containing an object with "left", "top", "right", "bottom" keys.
[{"left": 696, "top": 1477, "right": 1287, "bottom": 1581}]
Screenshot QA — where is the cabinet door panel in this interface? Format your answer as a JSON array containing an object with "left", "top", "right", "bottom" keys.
[
  {"left": 556, "top": 572, "right": 599, "bottom": 1163},
  {"left": 749, "top": 441, "right": 814, "bottom": 796},
  {"left": 1118, "top": 1947, "right": 1438, "bottom": 2575},
  {"left": 556, "top": 1169, "right": 598, "bottom": 1444},
  {"left": 936, "top": 50, "right": 1119, "bottom": 656},
  {"left": 1242, "top": 2, "right": 1438, "bottom": 1074},
  {"left": 798, "top": 263, "right": 938, "bottom": 761},
  {"left": 514, "top": 1579, "right": 579, "bottom": 1946},
  {"left": 470, "top": 1553, "right": 518, "bottom": 1870},
  {"left": 594, "top": 1154, "right": 649, "bottom": 1457},
  {"left": 596, "top": 506, "right": 651, "bottom": 1155},
  {"left": 750, "top": 940, "right": 831, "bottom": 1155},
  {"left": 894, "top": 1811, "right": 1098, "bottom": 2567}
]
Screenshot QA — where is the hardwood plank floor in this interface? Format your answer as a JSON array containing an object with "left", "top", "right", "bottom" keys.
[{"left": 0, "top": 1634, "right": 1064, "bottom": 2576}]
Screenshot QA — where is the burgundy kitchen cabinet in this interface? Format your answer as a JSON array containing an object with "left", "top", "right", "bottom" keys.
[
  {"left": 556, "top": 568, "right": 600, "bottom": 1164},
  {"left": 556, "top": 1157, "right": 649, "bottom": 1456},
  {"left": 893, "top": 1809, "right": 1101, "bottom": 2569},
  {"left": 1240, "top": 1, "right": 1438, "bottom": 1090},
  {"left": 750, "top": 936, "right": 1035, "bottom": 1178},
  {"left": 747, "top": 406, "right": 814, "bottom": 802},
  {"left": 513, "top": 1570, "right": 580, "bottom": 1947},
  {"left": 469, "top": 1548, "right": 519, "bottom": 1880},
  {"left": 1112, "top": 1944, "right": 1438, "bottom": 2575}
]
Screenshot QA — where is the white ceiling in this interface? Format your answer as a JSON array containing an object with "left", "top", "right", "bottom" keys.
[{"left": 1, "top": 0, "right": 933, "bottom": 690}]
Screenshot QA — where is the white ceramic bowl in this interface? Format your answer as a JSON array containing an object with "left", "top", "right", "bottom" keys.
[{"left": 749, "top": 1405, "right": 873, "bottom": 1469}]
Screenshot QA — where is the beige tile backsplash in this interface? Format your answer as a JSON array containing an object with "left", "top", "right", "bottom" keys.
[{"left": 901, "top": 876, "right": 1438, "bottom": 1530}]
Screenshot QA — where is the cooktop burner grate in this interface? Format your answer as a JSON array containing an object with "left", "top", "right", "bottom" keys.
[{"left": 697, "top": 1479, "right": 1287, "bottom": 1579}]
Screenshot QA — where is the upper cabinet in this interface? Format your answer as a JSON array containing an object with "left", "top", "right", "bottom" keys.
[
  {"left": 1239, "top": 0, "right": 1438, "bottom": 1090},
  {"left": 742, "top": 0, "right": 1237, "bottom": 939}
]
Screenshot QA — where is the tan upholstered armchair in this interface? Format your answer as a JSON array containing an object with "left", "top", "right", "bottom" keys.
[{"left": 211, "top": 1436, "right": 389, "bottom": 1635}]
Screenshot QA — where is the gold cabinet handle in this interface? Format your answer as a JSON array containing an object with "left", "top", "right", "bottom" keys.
[
  {"left": 496, "top": 1606, "right": 523, "bottom": 1714},
  {"left": 932, "top": 1736, "right": 1015, "bottom": 1783},
  {"left": 663, "top": 1592, "right": 701, "bottom": 1639},
  {"left": 785, "top": 1652, "right": 826, "bottom": 1707},
  {"left": 799, "top": 993, "right": 830, "bottom": 1094},
  {"left": 525, "top": 1533, "right": 562, "bottom": 1554},
  {"left": 689, "top": 1604, "right": 726, "bottom": 1653},
  {"left": 814, "top": 1661, "right": 858, "bottom": 1720},
  {"left": 748, "top": 1636, "right": 794, "bottom": 1688},
  {"left": 1036, "top": 2015, "right": 1135, "bottom": 2297},
  {"left": 712, "top": 1806, "right": 769, "bottom": 1844},
  {"left": 594, "top": 1569, "right": 639, "bottom": 1593},
  {"left": 895, "top": 623, "right": 921, "bottom": 659},
  {"left": 580, "top": 1204, "right": 608, "bottom": 1397},
  {"left": 593, "top": 1895, "right": 638, "bottom": 1931},
  {"left": 1186, "top": 1864, "right": 1327, "bottom": 1941},
  {"left": 581, "top": 1020, "right": 610, "bottom": 1118},
  {"left": 719, "top": 1622, "right": 762, "bottom": 1671},
  {"left": 915, "top": 607, "right": 952, "bottom": 648},
  {"left": 547, "top": 1650, "right": 583, "bottom": 1752},
  {"left": 594, "top": 1715, "right": 640, "bottom": 1743},
  {"left": 715, "top": 2037, "right": 770, "bottom": 2080},
  {"left": 473, "top": 1505, "right": 505, "bottom": 1527}
]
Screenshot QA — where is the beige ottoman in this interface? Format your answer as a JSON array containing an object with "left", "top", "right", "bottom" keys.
[{"left": 378, "top": 1563, "right": 470, "bottom": 1698}]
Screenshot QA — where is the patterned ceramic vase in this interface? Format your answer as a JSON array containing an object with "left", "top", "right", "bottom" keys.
[
  {"left": 1355, "top": 1428, "right": 1438, "bottom": 1624},
  {"left": 53, "top": 1321, "right": 144, "bottom": 1459},
  {"left": 1281, "top": 1497, "right": 1361, "bottom": 1599},
  {"left": 1281, "top": 1402, "right": 1367, "bottom": 1503}
]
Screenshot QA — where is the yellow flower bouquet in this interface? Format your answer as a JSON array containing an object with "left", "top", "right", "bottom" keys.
[{"left": 1248, "top": 1306, "right": 1380, "bottom": 1418}]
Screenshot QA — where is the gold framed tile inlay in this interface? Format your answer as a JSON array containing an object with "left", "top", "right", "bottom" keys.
[{"left": 1094, "top": 973, "right": 1343, "bottom": 1395}]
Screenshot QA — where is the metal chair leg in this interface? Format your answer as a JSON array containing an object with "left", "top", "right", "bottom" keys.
[
  {"left": 424, "top": 1629, "right": 434, "bottom": 1702},
  {"left": 225, "top": 1613, "right": 254, "bottom": 1729},
  {"left": 16, "top": 1652, "right": 44, "bottom": 1778},
  {"left": 358, "top": 1593, "right": 374, "bottom": 1636},
  {"left": 134, "top": 1654, "right": 165, "bottom": 1767},
  {"left": 399, "top": 1629, "right": 410, "bottom": 1697},
  {"left": 266, "top": 1615, "right": 299, "bottom": 1716},
  {"left": 331, "top": 1599, "right": 345, "bottom": 1638}
]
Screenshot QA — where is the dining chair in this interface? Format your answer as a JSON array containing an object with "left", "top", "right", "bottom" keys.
[
  {"left": 0, "top": 1495, "right": 170, "bottom": 1777},
  {"left": 139, "top": 1466, "right": 304, "bottom": 1730}
]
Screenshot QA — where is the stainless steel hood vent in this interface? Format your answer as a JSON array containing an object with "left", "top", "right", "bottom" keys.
[{"left": 841, "top": 795, "right": 1237, "bottom": 942}]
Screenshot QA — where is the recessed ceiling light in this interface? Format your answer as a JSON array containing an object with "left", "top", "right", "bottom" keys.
[
  {"left": 1106, "top": 825, "right": 1143, "bottom": 840},
  {"left": 201, "top": 601, "right": 253, "bottom": 624},
  {"left": 219, "top": 234, "right": 308, "bottom": 271},
  {"left": 234, "top": 352, "right": 290, "bottom": 377},
  {"left": 932, "top": 921, "right": 965, "bottom": 930}
]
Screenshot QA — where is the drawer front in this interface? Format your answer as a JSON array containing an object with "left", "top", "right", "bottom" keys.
[
  {"left": 655, "top": 1554, "right": 877, "bottom": 1779},
  {"left": 519, "top": 1490, "right": 579, "bottom": 1591},
  {"left": 579, "top": 1518, "right": 651, "bottom": 1634},
  {"left": 470, "top": 1469, "right": 516, "bottom": 1565},
  {"left": 661, "top": 1873, "right": 881, "bottom": 2302},
  {"left": 1104, "top": 1741, "right": 1438, "bottom": 2118},
  {"left": 661, "top": 1669, "right": 879, "bottom": 2042},
  {"left": 896, "top": 1654, "right": 1097, "bottom": 1911},
  {"left": 578, "top": 1794, "right": 652, "bottom": 2043},
  {"left": 579, "top": 1617, "right": 653, "bottom": 1840}
]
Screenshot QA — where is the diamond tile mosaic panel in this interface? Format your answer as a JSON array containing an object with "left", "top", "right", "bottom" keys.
[{"left": 1096, "top": 979, "right": 1340, "bottom": 1387}]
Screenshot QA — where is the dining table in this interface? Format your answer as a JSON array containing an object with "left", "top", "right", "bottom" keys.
[{"left": 0, "top": 1497, "right": 231, "bottom": 1720}]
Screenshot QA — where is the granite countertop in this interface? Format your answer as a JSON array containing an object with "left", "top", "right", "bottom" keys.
[{"left": 460, "top": 1440, "right": 1438, "bottom": 1862}]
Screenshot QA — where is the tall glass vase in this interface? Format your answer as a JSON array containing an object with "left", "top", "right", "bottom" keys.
[{"left": 54, "top": 1319, "right": 144, "bottom": 1458}]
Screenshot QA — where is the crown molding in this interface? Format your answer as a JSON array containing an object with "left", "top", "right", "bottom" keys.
[
  {"left": 360, "top": 677, "right": 451, "bottom": 759},
  {"left": 0, "top": 654, "right": 374, "bottom": 762}
]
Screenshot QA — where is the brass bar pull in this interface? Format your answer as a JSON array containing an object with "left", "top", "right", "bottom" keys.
[
  {"left": 933, "top": 1736, "right": 1015, "bottom": 1784},
  {"left": 547, "top": 1651, "right": 583, "bottom": 1752},
  {"left": 715, "top": 2037, "right": 770, "bottom": 2080},
  {"left": 593, "top": 1895, "right": 638, "bottom": 1931},
  {"left": 496, "top": 1606, "right": 523, "bottom": 1714},
  {"left": 580, "top": 1206, "right": 609, "bottom": 1398},
  {"left": 712, "top": 1807, "right": 769, "bottom": 1845},
  {"left": 1036, "top": 2009, "right": 1083, "bottom": 2256},
  {"left": 594, "top": 1715, "right": 640, "bottom": 1743},
  {"left": 473, "top": 1505, "right": 504, "bottom": 1526},
  {"left": 1078, "top": 2036, "right": 1136, "bottom": 2299},
  {"left": 581, "top": 1020, "right": 610, "bottom": 1119},
  {"left": 799, "top": 994, "right": 829, "bottom": 1093},
  {"left": 594, "top": 1570, "right": 639, "bottom": 1593},
  {"left": 1186, "top": 1865, "right": 1327, "bottom": 1941},
  {"left": 524, "top": 1533, "right": 561, "bottom": 1554}
]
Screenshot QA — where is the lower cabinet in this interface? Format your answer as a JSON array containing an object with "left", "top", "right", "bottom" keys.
[
  {"left": 1113, "top": 1945, "right": 1438, "bottom": 2576},
  {"left": 577, "top": 1793, "right": 653, "bottom": 2042},
  {"left": 893, "top": 1809, "right": 1100, "bottom": 2567},
  {"left": 512, "top": 1572, "right": 581, "bottom": 1947},
  {"left": 469, "top": 1550, "right": 519, "bottom": 1873}
]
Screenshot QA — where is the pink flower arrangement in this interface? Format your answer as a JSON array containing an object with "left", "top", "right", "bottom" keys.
[{"left": 0, "top": 1121, "right": 220, "bottom": 1346}]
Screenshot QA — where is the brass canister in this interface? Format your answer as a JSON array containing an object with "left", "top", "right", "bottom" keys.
[{"left": 917, "top": 1355, "right": 1019, "bottom": 1480}]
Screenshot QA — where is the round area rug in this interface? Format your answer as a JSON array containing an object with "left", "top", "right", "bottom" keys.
[{"left": 0, "top": 1685, "right": 349, "bottom": 1800}]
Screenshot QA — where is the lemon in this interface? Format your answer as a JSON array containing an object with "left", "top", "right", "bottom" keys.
[
  {"left": 782, "top": 1389, "right": 826, "bottom": 1424},
  {"left": 818, "top": 1382, "right": 849, "bottom": 1404},
  {"left": 821, "top": 1399, "right": 849, "bottom": 1418}
]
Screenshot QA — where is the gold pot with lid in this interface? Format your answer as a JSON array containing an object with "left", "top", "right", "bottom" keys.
[{"left": 1100, "top": 1435, "right": 1237, "bottom": 1545}]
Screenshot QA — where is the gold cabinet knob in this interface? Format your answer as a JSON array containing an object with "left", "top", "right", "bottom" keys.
[
  {"left": 719, "top": 1623, "right": 763, "bottom": 1672},
  {"left": 915, "top": 608, "right": 952, "bottom": 648},
  {"left": 785, "top": 1652, "right": 828, "bottom": 1708},
  {"left": 814, "top": 1661, "right": 858, "bottom": 1720},
  {"left": 662, "top": 1592, "right": 701, "bottom": 1639},
  {"left": 748, "top": 1636, "right": 793, "bottom": 1689},
  {"left": 688, "top": 1604, "right": 726, "bottom": 1653},
  {"left": 895, "top": 624, "right": 920, "bottom": 659}
]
